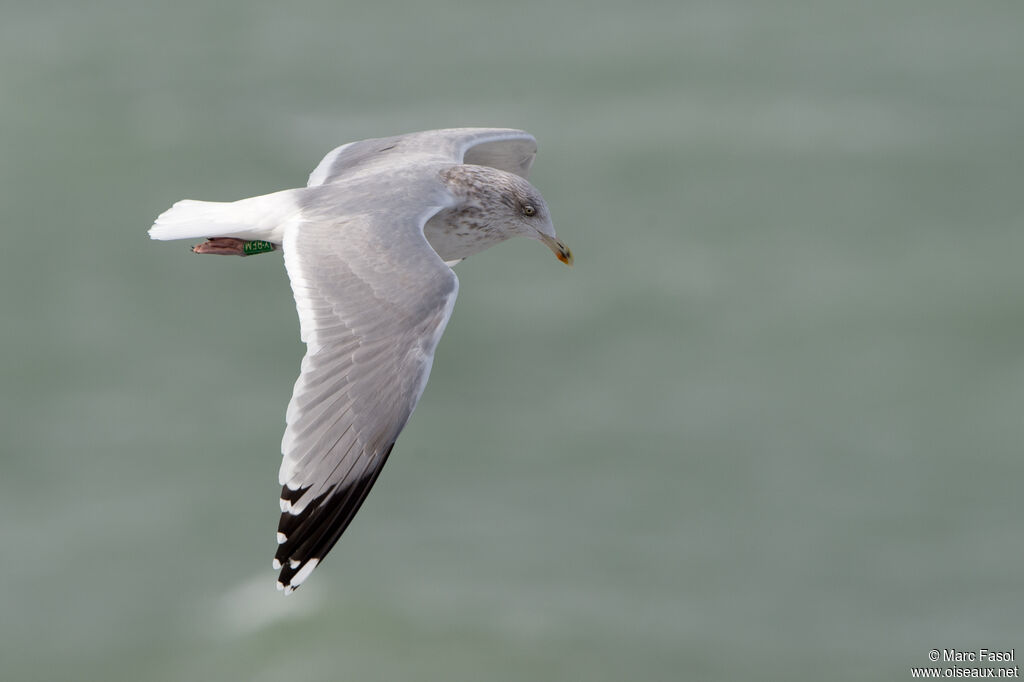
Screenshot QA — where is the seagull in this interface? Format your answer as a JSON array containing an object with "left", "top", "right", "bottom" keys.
[{"left": 149, "top": 128, "right": 572, "bottom": 593}]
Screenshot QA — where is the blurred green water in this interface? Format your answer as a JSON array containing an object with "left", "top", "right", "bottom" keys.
[{"left": 2, "top": 1, "right": 1023, "bottom": 680}]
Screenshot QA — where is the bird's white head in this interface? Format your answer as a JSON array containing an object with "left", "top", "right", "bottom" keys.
[
  {"left": 501, "top": 173, "right": 573, "bottom": 266},
  {"left": 432, "top": 165, "right": 573, "bottom": 266}
]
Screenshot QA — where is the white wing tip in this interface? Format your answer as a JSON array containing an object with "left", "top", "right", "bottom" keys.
[
  {"left": 290, "top": 559, "right": 319, "bottom": 588},
  {"left": 275, "top": 558, "right": 321, "bottom": 595}
]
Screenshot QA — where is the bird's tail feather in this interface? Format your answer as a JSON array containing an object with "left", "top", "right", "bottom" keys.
[{"left": 149, "top": 190, "right": 298, "bottom": 243}]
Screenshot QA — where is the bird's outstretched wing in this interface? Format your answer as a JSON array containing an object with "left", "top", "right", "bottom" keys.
[
  {"left": 274, "top": 181, "right": 459, "bottom": 593},
  {"left": 307, "top": 127, "right": 537, "bottom": 187}
]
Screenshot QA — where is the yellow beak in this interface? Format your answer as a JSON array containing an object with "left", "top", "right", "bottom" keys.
[{"left": 538, "top": 234, "right": 574, "bottom": 266}]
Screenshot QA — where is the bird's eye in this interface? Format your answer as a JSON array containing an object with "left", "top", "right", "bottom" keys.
[{"left": 523, "top": 204, "right": 537, "bottom": 217}]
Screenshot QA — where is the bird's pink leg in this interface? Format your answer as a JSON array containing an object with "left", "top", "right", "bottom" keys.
[
  {"left": 192, "top": 238, "right": 247, "bottom": 255},
  {"left": 192, "top": 238, "right": 278, "bottom": 256}
]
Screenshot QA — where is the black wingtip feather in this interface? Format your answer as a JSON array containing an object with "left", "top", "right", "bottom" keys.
[{"left": 275, "top": 443, "right": 397, "bottom": 590}]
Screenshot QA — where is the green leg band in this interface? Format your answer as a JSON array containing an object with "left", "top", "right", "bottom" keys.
[{"left": 242, "top": 240, "right": 276, "bottom": 256}]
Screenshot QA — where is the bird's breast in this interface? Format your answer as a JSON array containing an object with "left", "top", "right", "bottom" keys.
[{"left": 422, "top": 205, "right": 511, "bottom": 262}]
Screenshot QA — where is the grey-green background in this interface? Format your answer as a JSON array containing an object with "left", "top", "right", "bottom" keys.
[{"left": 2, "top": 1, "right": 1021, "bottom": 680}]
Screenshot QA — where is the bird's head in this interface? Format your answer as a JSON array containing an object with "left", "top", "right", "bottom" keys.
[{"left": 496, "top": 172, "right": 573, "bottom": 266}]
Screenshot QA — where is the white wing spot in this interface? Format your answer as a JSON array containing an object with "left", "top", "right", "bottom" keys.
[{"left": 290, "top": 559, "right": 320, "bottom": 588}]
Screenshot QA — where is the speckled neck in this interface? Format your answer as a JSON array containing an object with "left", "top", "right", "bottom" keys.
[{"left": 422, "top": 166, "right": 521, "bottom": 262}]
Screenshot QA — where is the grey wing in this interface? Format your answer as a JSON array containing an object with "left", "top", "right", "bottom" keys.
[
  {"left": 274, "top": 191, "right": 459, "bottom": 592},
  {"left": 307, "top": 127, "right": 538, "bottom": 187}
]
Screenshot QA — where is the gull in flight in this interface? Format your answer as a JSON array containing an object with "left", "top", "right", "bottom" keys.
[{"left": 149, "top": 128, "right": 572, "bottom": 593}]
